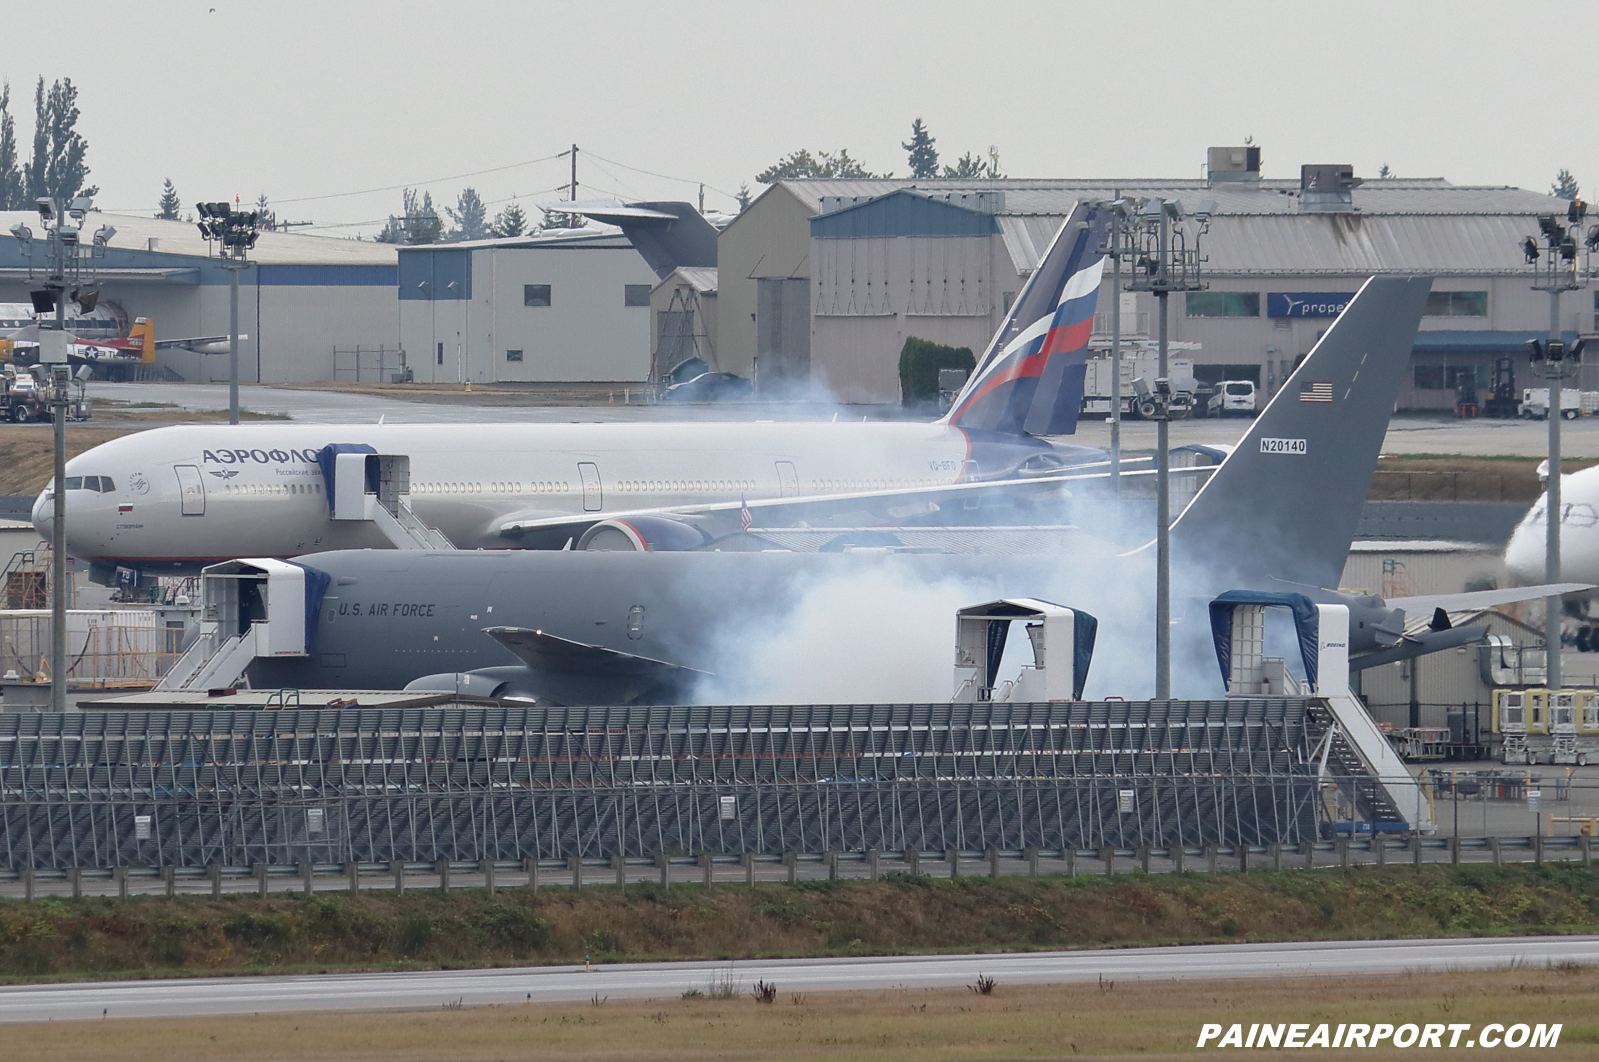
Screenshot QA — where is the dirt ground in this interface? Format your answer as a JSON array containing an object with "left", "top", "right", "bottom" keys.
[{"left": 6, "top": 965, "right": 1595, "bottom": 1061}]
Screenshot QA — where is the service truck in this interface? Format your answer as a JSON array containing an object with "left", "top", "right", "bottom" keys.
[{"left": 1081, "top": 353, "right": 1198, "bottom": 419}]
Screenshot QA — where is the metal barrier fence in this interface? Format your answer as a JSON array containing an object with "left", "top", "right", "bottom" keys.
[
  {"left": 2, "top": 833, "right": 1591, "bottom": 902},
  {"left": 0, "top": 700, "right": 1335, "bottom": 870}
]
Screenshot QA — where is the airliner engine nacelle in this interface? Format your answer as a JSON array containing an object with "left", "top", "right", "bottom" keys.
[{"left": 576, "top": 516, "right": 710, "bottom": 552}]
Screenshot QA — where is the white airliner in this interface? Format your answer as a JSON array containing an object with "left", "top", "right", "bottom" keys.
[
  {"left": 1505, "top": 463, "right": 1599, "bottom": 605},
  {"left": 38, "top": 204, "right": 1120, "bottom": 578}
]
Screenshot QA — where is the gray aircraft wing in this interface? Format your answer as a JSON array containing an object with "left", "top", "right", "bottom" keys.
[
  {"left": 484, "top": 626, "right": 711, "bottom": 679},
  {"left": 494, "top": 463, "right": 1160, "bottom": 542},
  {"left": 1387, "top": 583, "right": 1595, "bottom": 613}
]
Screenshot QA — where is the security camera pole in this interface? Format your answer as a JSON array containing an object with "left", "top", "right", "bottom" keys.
[
  {"left": 196, "top": 202, "right": 261, "bottom": 425},
  {"left": 1126, "top": 198, "right": 1210, "bottom": 698},
  {"left": 9, "top": 196, "right": 114, "bottom": 712},
  {"left": 1522, "top": 201, "right": 1592, "bottom": 689}
]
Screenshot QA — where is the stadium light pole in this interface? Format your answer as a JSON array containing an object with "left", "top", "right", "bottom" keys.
[
  {"left": 12, "top": 195, "right": 112, "bottom": 712},
  {"left": 196, "top": 202, "right": 261, "bottom": 424},
  {"left": 1097, "top": 197, "right": 1140, "bottom": 496},
  {"left": 1522, "top": 201, "right": 1592, "bottom": 689},
  {"left": 1126, "top": 197, "right": 1211, "bottom": 698}
]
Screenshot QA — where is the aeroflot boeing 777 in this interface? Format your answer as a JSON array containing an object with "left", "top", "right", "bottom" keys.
[{"left": 39, "top": 204, "right": 1120, "bottom": 579}]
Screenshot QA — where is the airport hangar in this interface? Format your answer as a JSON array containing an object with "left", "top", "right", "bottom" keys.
[
  {"left": 0, "top": 210, "right": 399, "bottom": 383},
  {"left": 692, "top": 151, "right": 1591, "bottom": 408},
  {"left": 0, "top": 213, "right": 664, "bottom": 387}
]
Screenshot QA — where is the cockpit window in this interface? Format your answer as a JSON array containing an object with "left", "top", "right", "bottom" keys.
[
  {"left": 64, "top": 477, "right": 82, "bottom": 490},
  {"left": 63, "top": 476, "right": 115, "bottom": 492}
]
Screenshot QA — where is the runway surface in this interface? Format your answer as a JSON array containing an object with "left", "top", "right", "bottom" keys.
[{"left": 3, "top": 936, "right": 1596, "bottom": 1023}]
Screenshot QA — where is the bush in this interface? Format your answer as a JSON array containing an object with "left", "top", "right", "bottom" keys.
[
  {"left": 898, "top": 337, "right": 975, "bottom": 408},
  {"left": 397, "top": 910, "right": 433, "bottom": 957}
]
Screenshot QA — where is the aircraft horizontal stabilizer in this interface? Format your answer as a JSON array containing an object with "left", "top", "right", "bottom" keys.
[
  {"left": 1387, "top": 583, "right": 1595, "bottom": 613},
  {"left": 484, "top": 626, "right": 710, "bottom": 679},
  {"left": 1350, "top": 625, "right": 1490, "bottom": 671}
]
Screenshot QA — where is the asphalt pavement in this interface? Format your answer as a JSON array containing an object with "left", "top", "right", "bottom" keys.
[{"left": 2, "top": 935, "right": 1595, "bottom": 1022}]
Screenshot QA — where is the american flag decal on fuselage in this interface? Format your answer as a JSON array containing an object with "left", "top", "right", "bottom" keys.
[{"left": 1299, "top": 381, "right": 1333, "bottom": 403}]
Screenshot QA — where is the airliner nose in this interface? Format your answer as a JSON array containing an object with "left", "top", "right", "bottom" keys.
[{"left": 31, "top": 485, "right": 54, "bottom": 539}]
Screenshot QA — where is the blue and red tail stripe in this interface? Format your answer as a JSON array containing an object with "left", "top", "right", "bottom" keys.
[{"left": 944, "top": 203, "right": 1109, "bottom": 438}]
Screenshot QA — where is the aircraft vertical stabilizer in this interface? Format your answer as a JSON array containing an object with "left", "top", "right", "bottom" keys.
[
  {"left": 1171, "top": 275, "right": 1432, "bottom": 591},
  {"left": 944, "top": 202, "right": 1109, "bottom": 438}
]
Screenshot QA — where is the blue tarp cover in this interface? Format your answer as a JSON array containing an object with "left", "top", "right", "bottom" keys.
[
  {"left": 289, "top": 561, "right": 333, "bottom": 654},
  {"left": 1209, "top": 591, "right": 1320, "bottom": 691}
]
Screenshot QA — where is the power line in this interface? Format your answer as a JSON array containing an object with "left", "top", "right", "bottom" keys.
[
  {"left": 581, "top": 150, "right": 739, "bottom": 201},
  {"left": 272, "top": 151, "right": 573, "bottom": 205}
]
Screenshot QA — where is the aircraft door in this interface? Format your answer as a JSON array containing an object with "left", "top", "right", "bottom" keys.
[
  {"left": 174, "top": 465, "right": 205, "bottom": 516},
  {"left": 578, "top": 462, "right": 603, "bottom": 511},
  {"left": 775, "top": 461, "right": 799, "bottom": 497}
]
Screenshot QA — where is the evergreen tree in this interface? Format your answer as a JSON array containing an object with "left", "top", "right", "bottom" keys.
[
  {"left": 755, "top": 148, "right": 881, "bottom": 183},
  {"left": 402, "top": 188, "right": 442, "bottom": 244},
  {"left": 156, "top": 178, "right": 181, "bottom": 220},
  {"left": 254, "top": 193, "right": 276, "bottom": 232},
  {"left": 942, "top": 145, "right": 1003, "bottom": 179},
  {"left": 25, "top": 77, "right": 95, "bottom": 203},
  {"left": 0, "top": 82, "right": 22, "bottom": 210},
  {"left": 902, "top": 118, "right": 939, "bottom": 179},
  {"left": 1552, "top": 168, "right": 1580, "bottom": 201},
  {"left": 1377, "top": 163, "right": 1392, "bottom": 179},
  {"left": 374, "top": 214, "right": 406, "bottom": 244},
  {"left": 735, "top": 183, "right": 752, "bottom": 211},
  {"left": 490, "top": 200, "right": 528, "bottom": 238},
  {"left": 446, "top": 187, "right": 488, "bottom": 241}
]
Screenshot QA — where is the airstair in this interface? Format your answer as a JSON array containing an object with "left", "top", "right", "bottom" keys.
[
  {"left": 320, "top": 445, "right": 453, "bottom": 550},
  {"left": 154, "top": 559, "right": 323, "bottom": 692},
  {"left": 1210, "top": 591, "right": 1434, "bottom": 833}
]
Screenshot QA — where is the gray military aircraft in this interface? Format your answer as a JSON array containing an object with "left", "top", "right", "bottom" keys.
[{"left": 156, "top": 274, "right": 1585, "bottom": 705}]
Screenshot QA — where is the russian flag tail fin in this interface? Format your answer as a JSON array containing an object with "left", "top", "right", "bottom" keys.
[{"left": 943, "top": 202, "right": 1108, "bottom": 437}]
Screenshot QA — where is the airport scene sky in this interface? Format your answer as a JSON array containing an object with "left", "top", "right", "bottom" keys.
[{"left": 2, "top": 0, "right": 1591, "bottom": 237}]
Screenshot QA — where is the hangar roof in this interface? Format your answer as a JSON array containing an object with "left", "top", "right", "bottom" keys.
[
  {"left": 776, "top": 178, "right": 1571, "bottom": 277},
  {"left": 0, "top": 210, "right": 398, "bottom": 266}
]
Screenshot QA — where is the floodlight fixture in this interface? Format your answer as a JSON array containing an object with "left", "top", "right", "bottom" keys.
[
  {"left": 1143, "top": 199, "right": 1163, "bottom": 220},
  {"left": 1527, "top": 337, "right": 1545, "bottom": 361},
  {"left": 1572, "top": 338, "right": 1586, "bottom": 361},
  {"left": 71, "top": 287, "right": 98, "bottom": 313},
  {"left": 1108, "top": 198, "right": 1132, "bottom": 218},
  {"left": 1195, "top": 199, "right": 1215, "bottom": 222},
  {"left": 1163, "top": 199, "right": 1184, "bottom": 221},
  {"left": 1570, "top": 198, "right": 1588, "bottom": 225},
  {"left": 1523, "top": 236, "right": 1541, "bottom": 263},
  {"left": 8, "top": 223, "right": 31, "bottom": 243},
  {"left": 29, "top": 290, "right": 54, "bottom": 314},
  {"left": 92, "top": 225, "right": 115, "bottom": 249},
  {"left": 1539, "top": 215, "right": 1564, "bottom": 240},
  {"left": 1561, "top": 235, "right": 1578, "bottom": 261},
  {"left": 35, "top": 197, "right": 54, "bottom": 221},
  {"left": 1549, "top": 339, "right": 1567, "bottom": 361},
  {"left": 1587, "top": 225, "right": 1599, "bottom": 251},
  {"left": 67, "top": 196, "right": 92, "bottom": 220}
]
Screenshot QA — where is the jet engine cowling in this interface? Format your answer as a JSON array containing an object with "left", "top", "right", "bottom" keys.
[{"left": 576, "top": 516, "right": 710, "bottom": 552}]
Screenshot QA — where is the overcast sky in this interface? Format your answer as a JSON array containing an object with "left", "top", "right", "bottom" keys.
[{"left": 6, "top": 0, "right": 1592, "bottom": 238}]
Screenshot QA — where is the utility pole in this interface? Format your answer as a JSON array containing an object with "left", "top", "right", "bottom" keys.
[
  {"left": 9, "top": 198, "right": 115, "bottom": 713},
  {"left": 196, "top": 203, "right": 262, "bottom": 424},
  {"left": 570, "top": 144, "right": 579, "bottom": 202},
  {"left": 1522, "top": 201, "right": 1593, "bottom": 689},
  {"left": 1125, "top": 197, "right": 1211, "bottom": 699}
]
